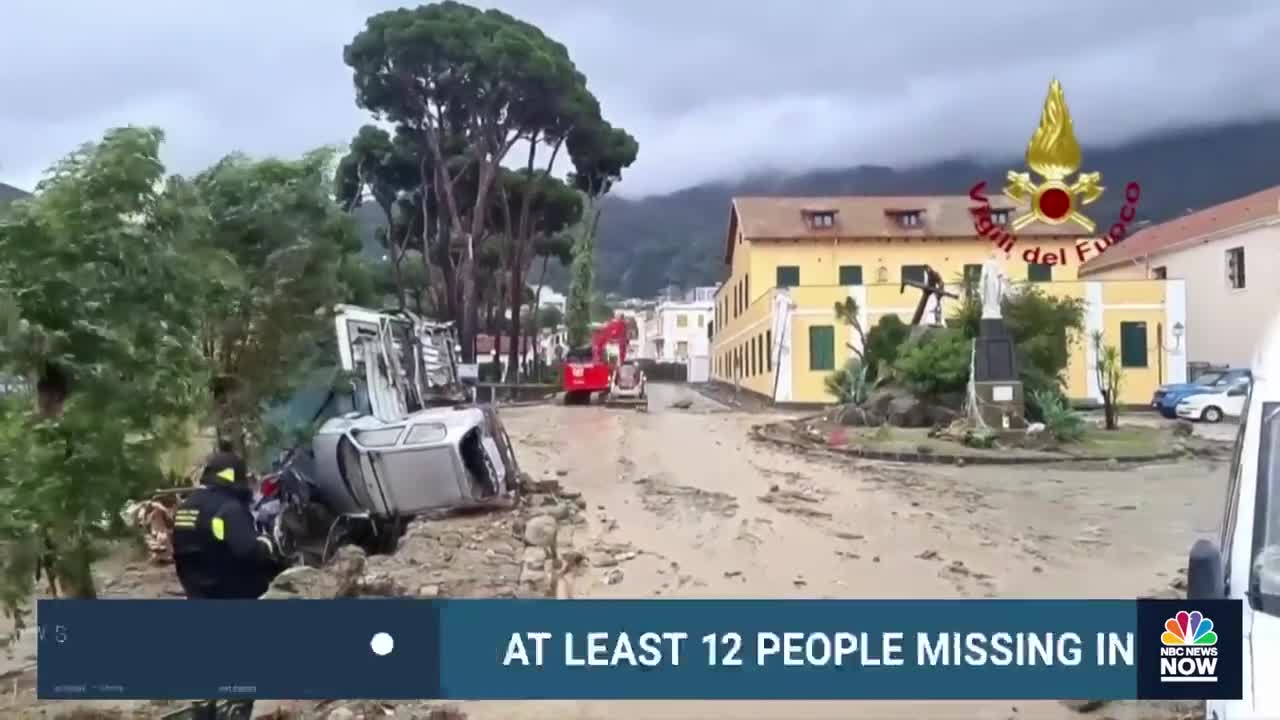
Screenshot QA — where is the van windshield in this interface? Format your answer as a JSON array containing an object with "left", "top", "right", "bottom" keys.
[{"left": 1255, "top": 401, "right": 1280, "bottom": 616}]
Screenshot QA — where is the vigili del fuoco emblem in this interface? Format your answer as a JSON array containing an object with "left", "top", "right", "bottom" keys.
[{"left": 1003, "top": 79, "right": 1103, "bottom": 233}]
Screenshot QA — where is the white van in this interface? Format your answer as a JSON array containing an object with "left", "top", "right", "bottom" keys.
[
  {"left": 1188, "top": 313, "right": 1279, "bottom": 719},
  {"left": 1177, "top": 378, "right": 1251, "bottom": 423}
]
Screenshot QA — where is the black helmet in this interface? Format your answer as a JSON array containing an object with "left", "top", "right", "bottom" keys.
[{"left": 201, "top": 450, "right": 248, "bottom": 490}]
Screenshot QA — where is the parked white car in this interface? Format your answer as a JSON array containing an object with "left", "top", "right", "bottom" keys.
[
  {"left": 1187, "top": 311, "right": 1279, "bottom": 720},
  {"left": 1176, "top": 379, "right": 1251, "bottom": 422}
]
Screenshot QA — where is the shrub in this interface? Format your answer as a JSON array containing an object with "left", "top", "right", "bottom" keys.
[
  {"left": 824, "top": 359, "right": 869, "bottom": 404},
  {"left": 1031, "top": 388, "right": 1086, "bottom": 443},
  {"left": 893, "top": 329, "right": 971, "bottom": 396},
  {"left": 950, "top": 282, "right": 1085, "bottom": 421},
  {"left": 863, "top": 314, "right": 910, "bottom": 382},
  {"left": 964, "top": 427, "right": 996, "bottom": 449}
]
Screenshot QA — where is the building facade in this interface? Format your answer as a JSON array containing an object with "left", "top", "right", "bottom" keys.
[
  {"left": 1080, "top": 185, "right": 1280, "bottom": 371},
  {"left": 648, "top": 289, "right": 715, "bottom": 366},
  {"left": 649, "top": 302, "right": 711, "bottom": 363},
  {"left": 711, "top": 196, "right": 1188, "bottom": 405}
]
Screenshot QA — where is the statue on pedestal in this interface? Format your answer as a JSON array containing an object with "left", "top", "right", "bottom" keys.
[{"left": 979, "top": 257, "right": 1006, "bottom": 321}]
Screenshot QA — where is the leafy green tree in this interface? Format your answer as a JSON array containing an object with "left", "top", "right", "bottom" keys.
[
  {"left": 1092, "top": 331, "right": 1123, "bottom": 430},
  {"left": 494, "top": 172, "right": 583, "bottom": 379},
  {"left": 894, "top": 329, "right": 971, "bottom": 396},
  {"left": 344, "top": 1, "right": 593, "bottom": 362},
  {"left": 184, "top": 149, "right": 364, "bottom": 453},
  {"left": 833, "top": 297, "right": 868, "bottom": 362},
  {"left": 531, "top": 232, "right": 572, "bottom": 330},
  {"left": 334, "top": 125, "right": 419, "bottom": 308},
  {"left": 951, "top": 283, "right": 1085, "bottom": 419},
  {"left": 863, "top": 314, "right": 910, "bottom": 383},
  {"left": 825, "top": 359, "right": 869, "bottom": 404},
  {"left": 565, "top": 118, "right": 639, "bottom": 348},
  {"left": 0, "top": 127, "right": 208, "bottom": 615}
]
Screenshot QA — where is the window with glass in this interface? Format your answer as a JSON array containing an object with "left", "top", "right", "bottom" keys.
[
  {"left": 808, "top": 325, "right": 835, "bottom": 371},
  {"left": 1254, "top": 401, "right": 1280, "bottom": 615},
  {"left": 1120, "top": 322, "right": 1148, "bottom": 367},
  {"left": 776, "top": 266, "right": 800, "bottom": 288},
  {"left": 838, "top": 265, "right": 863, "bottom": 286},
  {"left": 901, "top": 265, "right": 927, "bottom": 285},
  {"left": 1028, "top": 263, "right": 1052, "bottom": 282}
]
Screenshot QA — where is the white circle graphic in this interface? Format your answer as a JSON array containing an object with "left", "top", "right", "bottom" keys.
[{"left": 370, "top": 632, "right": 395, "bottom": 656}]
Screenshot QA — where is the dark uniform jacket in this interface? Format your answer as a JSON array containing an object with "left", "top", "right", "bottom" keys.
[{"left": 173, "top": 453, "right": 280, "bottom": 599}]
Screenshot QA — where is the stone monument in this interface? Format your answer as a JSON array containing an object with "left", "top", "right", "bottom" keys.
[{"left": 972, "top": 257, "right": 1025, "bottom": 428}]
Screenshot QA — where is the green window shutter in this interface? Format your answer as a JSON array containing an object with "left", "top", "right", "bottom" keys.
[
  {"left": 776, "top": 266, "right": 800, "bottom": 287},
  {"left": 838, "top": 265, "right": 863, "bottom": 286},
  {"left": 963, "top": 264, "right": 982, "bottom": 284},
  {"left": 901, "top": 265, "right": 927, "bottom": 285},
  {"left": 1028, "top": 263, "right": 1053, "bottom": 282},
  {"left": 808, "top": 325, "right": 835, "bottom": 371},
  {"left": 766, "top": 330, "right": 773, "bottom": 371},
  {"left": 1120, "top": 322, "right": 1148, "bottom": 367}
]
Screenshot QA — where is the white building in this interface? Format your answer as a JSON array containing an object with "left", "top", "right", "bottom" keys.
[
  {"left": 533, "top": 286, "right": 567, "bottom": 313},
  {"left": 1080, "top": 185, "right": 1280, "bottom": 370},
  {"left": 647, "top": 286, "right": 718, "bottom": 378}
]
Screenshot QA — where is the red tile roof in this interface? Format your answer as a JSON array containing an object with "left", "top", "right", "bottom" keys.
[
  {"left": 1080, "top": 185, "right": 1280, "bottom": 275},
  {"left": 724, "top": 194, "right": 1082, "bottom": 264}
]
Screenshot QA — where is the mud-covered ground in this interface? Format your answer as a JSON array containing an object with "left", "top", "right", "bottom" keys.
[{"left": 7, "top": 384, "right": 1223, "bottom": 719}]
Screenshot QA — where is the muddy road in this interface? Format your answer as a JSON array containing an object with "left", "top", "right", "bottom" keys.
[
  {"left": 463, "top": 383, "right": 1224, "bottom": 720},
  {"left": 7, "top": 384, "right": 1222, "bottom": 719}
]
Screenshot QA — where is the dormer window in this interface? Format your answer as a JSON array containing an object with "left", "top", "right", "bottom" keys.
[
  {"left": 887, "top": 210, "right": 924, "bottom": 228},
  {"left": 991, "top": 209, "right": 1010, "bottom": 225},
  {"left": 803, "top": 209, "right": 837, "bottom": 229}
]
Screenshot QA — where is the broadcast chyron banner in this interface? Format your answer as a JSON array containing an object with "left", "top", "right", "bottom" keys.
[{"left": 37, "top": 599, "right": 1240, "bottom": 701}]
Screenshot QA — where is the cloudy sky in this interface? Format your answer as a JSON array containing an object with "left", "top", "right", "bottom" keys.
[{"left": 2, "top": 1, "right": 1279, "bottom": 198}]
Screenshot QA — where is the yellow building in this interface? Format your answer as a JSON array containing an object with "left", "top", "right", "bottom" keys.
[{"left": 709, "top": 196, "right": 1188, "bottom": 406}]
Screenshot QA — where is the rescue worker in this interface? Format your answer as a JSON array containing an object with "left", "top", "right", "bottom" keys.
[
  {"left": 173, "top": 445, "right": 283, "bottom": 720},
  {"left": 173, "top": 445, "right": 284, "bottom": 599}
]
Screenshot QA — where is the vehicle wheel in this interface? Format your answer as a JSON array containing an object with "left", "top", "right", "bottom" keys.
[{"left": 1201, "top": 406, "right": 1224, "bottom": 423}]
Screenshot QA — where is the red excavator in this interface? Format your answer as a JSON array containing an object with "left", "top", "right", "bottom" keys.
[{"left": 562, "top": 317, "right": 647, "bottom": 407}]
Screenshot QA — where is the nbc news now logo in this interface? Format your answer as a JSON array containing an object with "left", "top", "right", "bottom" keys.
[{"left": 1159, "top": 610, "right": 1218, "bottom": 683}]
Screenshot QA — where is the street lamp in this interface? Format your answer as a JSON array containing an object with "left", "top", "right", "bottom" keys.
[{"left": 1161, "top": 321, "right": 1184, "bottom": 353}]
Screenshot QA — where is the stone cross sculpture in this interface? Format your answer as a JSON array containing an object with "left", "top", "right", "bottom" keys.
[{"left": 979, "top": 257, "right": 1006, "bottom": 320}]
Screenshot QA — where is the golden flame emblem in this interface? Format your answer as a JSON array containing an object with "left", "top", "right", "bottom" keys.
[{"left": 1003, "top": 79, "right": 1103, "bottom": 232}]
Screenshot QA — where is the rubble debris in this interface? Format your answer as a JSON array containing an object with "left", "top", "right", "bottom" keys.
[
  {"left": 523, "top": 514, "right": 559, "bottom": 548},
  {"left": 635, "top": 475, "right": 739, "bottom": 518},
  {"left": 670, "top": 399, "right": 693, "bottom": 410},
  {"left": 262, "top": 546, "right": 367, "bottom": 599},
  {"left": 121, "top": 488, "right": 199, "bottom": 565},
  {"left": 588, "top": 551, "right": 617, "bottom": 567},
  {"left": 758, "top": 485, "right": 831, "bottom": 519},
  {"left": 604, "top": 568, "right": 625, "bottom": 585}
]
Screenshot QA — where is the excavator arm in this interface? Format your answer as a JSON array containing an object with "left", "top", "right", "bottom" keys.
[{"left": 590, "top": 317, "right": 630, "bottom": 365}]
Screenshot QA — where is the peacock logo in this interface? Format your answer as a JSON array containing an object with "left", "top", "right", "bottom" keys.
[{"left": 1161, "top": 610, "right": 1217, "bottom": 646}]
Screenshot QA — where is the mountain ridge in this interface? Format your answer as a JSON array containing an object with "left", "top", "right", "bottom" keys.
[{"left": 592, "top": 118, "right": 1280, "bottom": 298}]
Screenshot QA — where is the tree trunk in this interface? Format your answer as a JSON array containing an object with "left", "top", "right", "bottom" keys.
[
  {"left": 531, "top": 256, "right": 550, "bottom": 378},
  {"left": 56, "top": 534, "right": 99, "bottom": 599},
  {"left": 463, "top": 269, "right": 482, "bottom": 364},
  {"left": 1102, "top": 391, "right": 1117, "bottom": 430},
  {"left": 506, "top": 256, "right": 526, "bottom": 384},
  {"left": 385, "top": 212, "right": 406, "bottom": 311}
]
